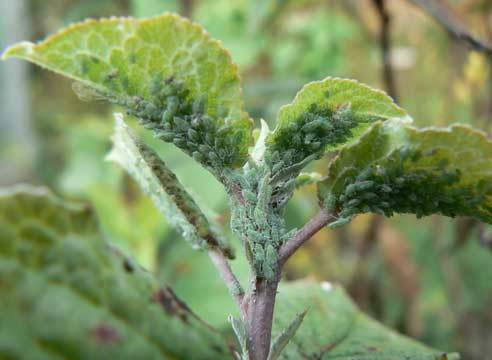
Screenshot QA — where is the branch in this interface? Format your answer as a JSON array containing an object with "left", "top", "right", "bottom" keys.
[
  {"left": 372, "top": 0, "right": 399, "bottom": 101},
  {"left": 408, "top": 0, "right": 492, "bottom": 56},
  {"left": 278, "top": 209, "right": 336, "bottom": 266},
  {"left": 208, "top": 250, "right": 246, "bottom": 319}
]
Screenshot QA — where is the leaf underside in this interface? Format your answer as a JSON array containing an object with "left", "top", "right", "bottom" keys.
[
  {"left": 107, "top": 114, "right": 234, "bottom": 257},
  {"left": 318, "top": 120, "right": 492, "bottom": 225},
  {"left": 0, "top": 186, "right": 230, "bottom": 360},
  {"left": 265, "top": 77, "right": 408, "bottom": 172},
  {"left": 273, "top": 281, "right": 459, "bottom": 360},
  {"left": 2, "top": 13, "right": 253, "bottom": 172}
]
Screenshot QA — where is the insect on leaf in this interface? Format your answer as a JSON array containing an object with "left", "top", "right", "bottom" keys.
[
  {"left": 318, "top": 119, "right": 492, "bottom": 226},
  {"left": 265, "top": 77, "right": 409, "bottom": 175},
  {"left": 107, "top": 113, "right": 234, "bottom": 258},
  {"left": 2, "top": 13, "right": 253, "bottom": 174}
]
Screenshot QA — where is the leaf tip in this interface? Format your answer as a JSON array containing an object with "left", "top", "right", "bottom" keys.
[{"left": 2, "top": 42, "right": 35, "bottom": 60}]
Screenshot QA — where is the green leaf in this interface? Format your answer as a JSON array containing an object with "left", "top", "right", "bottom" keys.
[
  {"left": 268, "top": 310, "right": 307, "bottom": 360},
  {"left": 0, "top": 186, "right": 231, "bottom": 360},
  {"left": 2, "top": 13, "right": 253, "bottom": 173},
  {"left": 273, "top": 281, "right": 459, "bottom": 359},
  {"left": 107, "top": 114, "right": 234, "bottom": 258},
  {"left": 318, "top": 119, "right": 492, "bottom": 226},
  {"left": 229, "top": 315, "right": 248, "bottom": 359},
  {"left": 265, "top": 77, "right": 408, "bottom": 174}
]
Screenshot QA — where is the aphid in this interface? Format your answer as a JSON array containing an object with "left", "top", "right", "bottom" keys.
[
  {"left": 328, "top": 217, "right": 351, "bottom": 229},
  {"left": 192, "top": 151, "right": 205, "bottom": 163},
  {"left": 173, "top": 138, "right": 186, "bottom": 148},
  {"left": 72, "top": 82, "right": 107, "bottom": 102},
  {"left": 187, "top": 128, "right": 200, "bottom": 142}
]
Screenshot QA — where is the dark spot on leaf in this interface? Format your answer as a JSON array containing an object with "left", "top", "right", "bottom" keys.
[
  {"left": 152, "top": 287, "right": 190, "bottom": 322},
  {"left": 92, "top": 323, "right": 121, "bottom": 344},
  {"left": 129, "top": 53, "right": 137, "bottom": 64}
]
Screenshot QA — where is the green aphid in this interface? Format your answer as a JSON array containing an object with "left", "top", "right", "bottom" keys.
[
  {"left": 355, "top": 180, "right": 375, "bottom": 191},
  {"left": 247, "top": 229, "right": 262, "bottom": 243},
  {"left": 345, "top": 183, "right": 358, "bottom": 196},
  {"left": 192, "top": 151, "right": 205, "bottom": 163},
  {"left": 360, "top": 192, "right": 377, "bottom": 201},
  {"left": 156, "top": 131, "right": 174, "bottom": 142},
  {"left": 271, "top": 160, "right": 285, "bottom": 174},
  {"left": 379, "top": 201, "right": 390, "bottom": 208},
  {"left": 380, "top": 184, "right": 392, "bottom": 193},
  {"left": 173, "top": 117, "right": 189, "bottom": 131},
  {"left": 192, "top": 95, "right": 206, "bottom": 114},
  {"left": 185, "top": 128, "right": 199, "bottom": 142},
  {"left": 242, "top": 189, "right": 257, "bottom": 203},
  {"left": 304, "top": 133, "right": 316, "bottom": 144},
  {"left": 324, "top": 193, "right": 337, "bottom": 212},
  {"left": 254, "top": 243, "right": 265, "bottom": 260},
  {"left": 263, "top": 264, "right": 275, "bottom": 281},
  {"left": 328, "top": 217, "right": 351, "bottom": 229},
  {"left": 144, "top": 103, "right": 159, "bottom": 118},
  {"left": 208, "top": 151, "right": 219, "bottom": 163},
  {"left": 301, "top": 118, "right": 325, "bottom": 133},
  {"left": 173, "top": 138, "right": 187, "bottom": 148},
  {"left": 346, "top": 198, "right": 361, "bottom": 208},
  {"left": 199, "top": 144, "right": 212, "bottom": 154}
]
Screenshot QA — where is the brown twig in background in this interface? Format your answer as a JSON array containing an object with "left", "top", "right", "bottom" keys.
[
  {"left": 179, "top": 0, "right": 194, "bottom": 19},
  {"left": 372, "top": 0, "right": 399, "bottom": 101},
  {"left": 407, "top": 0, "right": 492, "bottom": 56}
]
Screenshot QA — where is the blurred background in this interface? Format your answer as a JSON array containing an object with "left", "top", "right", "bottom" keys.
[{"left": 1, "top": 0, "right": 492, "bottom": 358}]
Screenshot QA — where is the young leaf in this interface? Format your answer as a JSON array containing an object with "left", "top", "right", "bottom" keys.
[
  {"left": 107, "top": 113, "right": 234, "bottom": 258},
  {"left": 0, "top": 186, "right": 231, "bottom": 359},
  {"left": 2, "top": 13, "right": 253, "bottom": 173},
  {"left": 265, "top": 77, "right": 408, "bottom": 174},
  {"left": 273, "top": 281, "right": 459, "bottom": 359},
  {"left": 318, "top": 120, "right": 492, "bottom": 226},
  {"left": 267, "top": 310, "right": 307, "bottom": 360},
  {"left": 228, "top": 315, "right": 249, "bottom": 359}
]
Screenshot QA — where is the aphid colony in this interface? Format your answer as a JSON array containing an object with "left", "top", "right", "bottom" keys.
[
  {"left": 107, "top": 73, "right": 248, "bottom": 176},
  {"left": 230, "top": 163, "right": 296, "bottom": 280},
  {"left": 267, "top": 102, "right": 363, "bottom": 173},
  {"left": 325, "top": 145, "right": 487, "bottom": 227},
  {"left": 136, "top": 141, "right": 234, "bottom": 258}
]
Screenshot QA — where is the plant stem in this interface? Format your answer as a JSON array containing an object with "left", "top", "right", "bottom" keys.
[
  {"left": 208, "top": 250, "right": 246, "bottom": 319},
  {"left": 247, "top": 273, "right": 280, "bottom": 360},
  {"left": 278, "top": 209, "right": 335, "bottom": 266}
]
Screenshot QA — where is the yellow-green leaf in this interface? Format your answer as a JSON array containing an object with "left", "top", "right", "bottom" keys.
[
  {"left": 2, "top": 13, "right": 253, "bottom": 172},
  {"left": 318, "top": 120, "right": 492, "bottom": 226},
  {"left": 265, "top": 77, "right": 408, "bottom": 174}
]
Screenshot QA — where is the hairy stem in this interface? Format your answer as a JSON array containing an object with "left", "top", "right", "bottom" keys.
[
  {"left": 247, "top": 273, "right": 280, "bottom": 360},
  {"left": 278, "top": 209, "right": 336, "bottom": 266}
]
